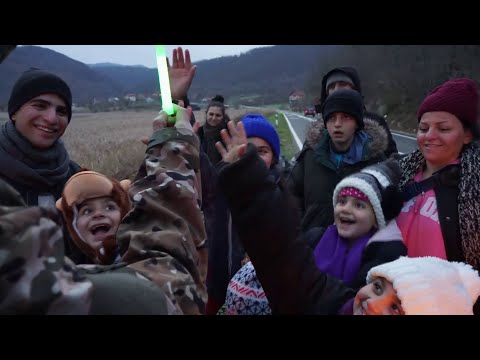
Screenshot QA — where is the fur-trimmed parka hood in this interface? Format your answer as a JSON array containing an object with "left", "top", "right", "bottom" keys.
[{"left": 304, "top": 116, "right": 388, "bottom": 160}]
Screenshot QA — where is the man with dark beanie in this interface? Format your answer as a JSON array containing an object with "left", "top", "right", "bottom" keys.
[
  {"left": 289, "top": 89, "right": 390, "bottom": 245},
  {"left": 1, "top": 68, "right": 79, "bottom": 204},
  {"left": 0, "top": 68, "right": 85, "bottom": 262},
  {"left": 8, "top": 68, "right": 73, "bottom": 122},
  {"left": 315, "top": 66, "right": 398, "bottom": 157}
]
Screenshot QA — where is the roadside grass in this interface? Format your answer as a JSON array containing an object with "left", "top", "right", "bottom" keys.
[
  {"left": 228, "top": 109, "right": 297, "bottom": 160},
  {"left": 265, "top": 113, "right": 296, "bottom": 161}
]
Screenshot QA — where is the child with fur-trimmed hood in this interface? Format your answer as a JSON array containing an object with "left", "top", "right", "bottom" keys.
[
  {"left": 57, "top": 104, "right": 208, "bottom": 315},
  {"left": 56, "top": 171, "right": 131, "bottom": 265},
  {"left": 0, "top": 178, "right": 175, "bottom": 315},
  {"left": 289, "top": 88, "right": 390, "bottom": 236}
]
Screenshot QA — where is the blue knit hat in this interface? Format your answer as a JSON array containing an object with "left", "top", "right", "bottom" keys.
[{"left": 241, "top": 114, "right": 281, "bottom": 159}]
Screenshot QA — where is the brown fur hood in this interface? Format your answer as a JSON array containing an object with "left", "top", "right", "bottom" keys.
[
  {"left": 304, "top": 116, "right": 389, "bottom": 159},
  {"left": 56, "top": 171, "right": 131, "bottom": 265}
]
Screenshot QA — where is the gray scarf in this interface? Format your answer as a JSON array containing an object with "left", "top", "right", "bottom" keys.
[{"left": 0, "top": 121, "right": 73, "bottom": 191}]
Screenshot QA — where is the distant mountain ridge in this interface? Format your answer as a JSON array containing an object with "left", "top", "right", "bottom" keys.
[
  {"left": 90, "top": 62, "right": 148, "bottom": 68},
  {"left": 0, "top": 45, "right": 330, "bottom": 108},
  {"left": 0, "top": 46, "right": 124, "bottom": 106}
]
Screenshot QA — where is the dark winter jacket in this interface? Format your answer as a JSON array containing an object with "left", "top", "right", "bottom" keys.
[
  {"left": 207, "top": 158, "right": 285, "bottom": 312},
  {"left": 289, "top": 119, "right": 388, "bottom": 232},
  {"left": 198, "top": 120, "right": 228, "bottom": 165},
  {"left": 218, "top": 144, "right": 356, "bottom": 314},
  {"left": 398, "top": 143, "right": 480, "bottom": 315},
  {"left": 398, "top": 143, "right": 480, "bottom": 270}
]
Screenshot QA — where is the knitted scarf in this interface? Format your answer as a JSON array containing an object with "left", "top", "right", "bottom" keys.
[
  {"left": 313, "top": 224, "right": 374, "bottom": 285},
  {"left": 399, "top": 143, "right": 480, "bottom": 270},
  {"left": 0, "top": 121, "right": 73, "bottom": 192}
]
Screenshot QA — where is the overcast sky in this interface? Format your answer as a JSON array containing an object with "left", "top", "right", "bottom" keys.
[{"left": 34, "top": 45, "right": 273, "bottom": 68}]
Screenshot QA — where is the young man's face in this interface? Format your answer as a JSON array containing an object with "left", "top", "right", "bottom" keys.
[
  {"left": 76, "top": 196, "right": 122, "bottom": 251},
  {"left": 334, "top": 195, "right": 376, "bottom": 240},
  {"left": 11, "top": 94, "right": 69, "bottom": 149},
  {"left": 248, "top": 137, "right": 274, "bottom": 169},
  {"left": 353, "top": 277, "right": 404, "bottom": 315},
  {"left": 325, "top": 112, "right": 358, "bottom": 151}
]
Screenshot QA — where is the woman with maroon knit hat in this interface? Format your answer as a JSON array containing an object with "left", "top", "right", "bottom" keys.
[{"left": 397, "top": 78, "right": 480, "bottom": 301}]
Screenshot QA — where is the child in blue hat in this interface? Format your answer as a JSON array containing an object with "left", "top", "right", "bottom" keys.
[
  {"left": 218, "top": 113, "right": 283, "bottom": 315},
  {"left": 207, "top": 113, "right": 283, "bottom": 315}
]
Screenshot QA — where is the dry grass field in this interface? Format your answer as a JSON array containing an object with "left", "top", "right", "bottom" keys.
[{"left": 0, "top": 107, "right": 279, "bottom": 181}]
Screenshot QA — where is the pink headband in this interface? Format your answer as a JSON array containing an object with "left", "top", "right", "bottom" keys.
[{"left": 339, "top": 187, "right": 369, "bottom": 203}]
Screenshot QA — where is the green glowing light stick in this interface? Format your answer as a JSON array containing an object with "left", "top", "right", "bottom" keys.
[{"left": 155, "top": 45, "right": 174, "bottom": 116}]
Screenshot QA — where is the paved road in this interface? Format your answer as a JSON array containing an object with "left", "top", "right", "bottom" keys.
[
  {"left": 282, "top": 111, "right": 417, "bottom": 155},
  {"left": 391, "top": 132, "right": 418, "bottom": 154}
]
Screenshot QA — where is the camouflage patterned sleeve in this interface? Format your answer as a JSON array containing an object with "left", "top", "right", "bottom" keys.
[
  {"left": 116, "top": 108, "right": 208, "bottom": 315},
  {"left": 0, "top": 180, "right": 94, "bottom": 314},
  {"left": 0, "top": 179, "right": 171, "bottom": 315}
]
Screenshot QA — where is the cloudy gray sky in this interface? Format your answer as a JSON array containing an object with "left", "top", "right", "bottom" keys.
[{"left": 34, "top": 45, "right": 273, "bottom": 68}]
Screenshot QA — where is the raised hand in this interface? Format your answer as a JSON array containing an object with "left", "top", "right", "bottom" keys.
[
  {"left": 215, "top": 120, "right": 248, "bottom": 163},
  {"left": 168, "top": 47, "right": 197, "bottom": 101},
  {"left": 192, "top": 120, "right": 202, "bottom": 134}
]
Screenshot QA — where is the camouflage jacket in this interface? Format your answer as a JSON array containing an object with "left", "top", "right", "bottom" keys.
[
  {"left": 117, "top": 123, "right": 208, "bottom": 315},
  {"left": 78, "top": 109, "right": 208, "bottom": 315},
  {"left": 1, "top": 108, "right": 208, "bottom": 315},
  {"left": 0, "top": 179, "right": 172, "bottom": 315}
]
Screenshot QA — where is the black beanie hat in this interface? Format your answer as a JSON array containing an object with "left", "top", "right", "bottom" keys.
[
  {"left": 8, "top": 68, "right": 72, "bottom": 122},
  {"left": 322, "top": 88, "right": 364, "bottom": 129}
]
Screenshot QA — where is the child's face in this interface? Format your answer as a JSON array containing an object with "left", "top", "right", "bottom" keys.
[
  {"left": 334, "top": 195, "right": 376, "bottom": 240},
  {"left": 76, "top": 196, "right": 122, "bottom": 251},
  {"left": 353, "top": 277, "right": 404, "bottom": 315},
  {"left": 248, "top": 137, "right": 274, "bottom": 169},
  {"left": 325, "top": 112, "right": 358, "bottom": 151}
]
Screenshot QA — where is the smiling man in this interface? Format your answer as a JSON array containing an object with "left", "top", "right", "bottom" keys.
[
  {"left": 0, "top": 68, "right": 81, "bottom": 207},
  {"left": 0, "top": 68, "right": 85, "bottom": 263}
]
